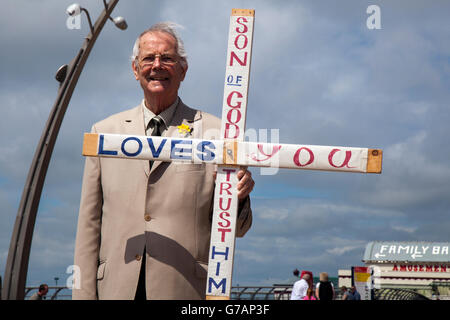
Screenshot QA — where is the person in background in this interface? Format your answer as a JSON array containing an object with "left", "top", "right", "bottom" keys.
[
  {"left": 290, "top": 273, "right": 311, "bottom": 300},
  {"left": 341, "top": 286, "right": 350, "bottom": 300},
  {"left": 300, "top": 270, "right": 314, "bottom": 289},
  {"left": 29, "top": 284, "right": 48, "bottom": 300},
  {"left": 350, "top": 286, "right": 361, "bottom": 300},
  {"left": 303, "top": 287, "right": 316, "bottom": 300},
  {"left": 315, "top": 272, "right": 335, "bottom": 300}
]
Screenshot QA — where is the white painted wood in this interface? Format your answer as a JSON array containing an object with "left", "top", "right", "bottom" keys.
[
  {"left": 220, "top": 10, "right": 254, "bottom": 141},
  {"left": 206, "top": 166, "right": 240, "bottom": 297},
  {"left": 83, "top": 133, "right": 374, "bottom": 173},
  {"left": 207, "top": 9, "right": 255, "bottom": 299}
]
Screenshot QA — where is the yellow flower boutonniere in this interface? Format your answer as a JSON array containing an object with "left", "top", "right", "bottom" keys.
[{"left": 177, "top": 124, "right": 193, "bottom": 137}]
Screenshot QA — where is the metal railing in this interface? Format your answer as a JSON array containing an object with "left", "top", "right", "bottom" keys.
[
  {"left": 19, "top": 285, "right": 437, "bottom": 300},
  {"left": 373, "top": 288, "right": 429, "bottom": 300},
  {"left": 24, "top": 286, "right": 72, "bottom": 300},
  {"left": 231, "top": 285, "right": 292, "bottom": 300},
  {"left": 23, "top": 285, "right": 293, "bottom": 300}
]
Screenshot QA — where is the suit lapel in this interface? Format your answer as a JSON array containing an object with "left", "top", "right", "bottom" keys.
[{"left": 121, "top": 104, "right": 150, "bottom": 176}]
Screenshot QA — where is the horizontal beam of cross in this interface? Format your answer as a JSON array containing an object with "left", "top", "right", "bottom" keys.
[{"left": 82, "top": 133, "right": 382, "bottom": 173}]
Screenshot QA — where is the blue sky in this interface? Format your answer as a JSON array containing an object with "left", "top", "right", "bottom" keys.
[{"left": 1, "top": 0, "right": 450, "bottom": 293}]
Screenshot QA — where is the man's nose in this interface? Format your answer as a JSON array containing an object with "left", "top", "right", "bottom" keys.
[{"left": 152, "top": 56, "right": 162, "bottom": 69}]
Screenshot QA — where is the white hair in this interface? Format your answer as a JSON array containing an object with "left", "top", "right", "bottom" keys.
[{"left": 131, "top": 22, "right": 188, "bottom": 68}]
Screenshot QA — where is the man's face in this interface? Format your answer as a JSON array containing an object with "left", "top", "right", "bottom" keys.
[{"left": 132, "top": 31, "right": 187, "bottom": 109}]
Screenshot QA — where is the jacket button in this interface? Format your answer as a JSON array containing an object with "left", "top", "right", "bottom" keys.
[
  {"left": 135, "top": 254, "right": 142, "bottom": 261},
  {"left": 144, "top": 214, "right": 151, "bottom": 222}
]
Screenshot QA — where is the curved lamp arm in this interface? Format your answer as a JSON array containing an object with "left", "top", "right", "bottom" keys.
[{"left": 2, "top": 0, "right": 125, "bottom": 300}]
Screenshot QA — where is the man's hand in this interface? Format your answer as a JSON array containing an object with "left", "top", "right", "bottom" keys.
[
  {"left": 213, "top": 167, "right": 255, "bottom": 201},
  {"left": 237, "top": 167, "right": 254, "bottom": 201}
]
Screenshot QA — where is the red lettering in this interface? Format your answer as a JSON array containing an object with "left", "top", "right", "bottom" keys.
[
  {"left": 230, "top": 51, "right": 247, "bottom": 66},
  {"left": 293, "top": 147, "right": 314, "bottom": 167},
  {"left": 250, "top": 144, "right": 282, "bottom": 162},
  {"left": 218, "top": 211, "right": 231, "bottom": 228},
  {"left": 235, "top": 17, "right": 248, "bottom": 33},
  {"left": 227, "top": 108, "right": 242, "bottom": 124},
  {"left": 224, "top": 91, "right": 243, "bottom": 139},
  {"left": 328, "top": 149, "right": 356, "bottom": 169},
  {"left": 220, "top": 182, "right": 232, "bottom": 195},
  {"left": 222, "top": 168, "right": 236, "bottom": 182},
  {"left": 218, "top": 228, "right": 231, "bottom": 242},
  {"left": 392, "top": 264, "right": 450, "bottom": 273},
  {"left": 224, "top": 123, "right": 239, "bottom": 139},
  {"left": 234, "top": 34, "right": 248, "bottom": 50},
  {"left": 226, "top": 91, "right": 243, "bottom": 109},
  {"left": 219, "top": 197, "right": 232, "bottom": 211}
]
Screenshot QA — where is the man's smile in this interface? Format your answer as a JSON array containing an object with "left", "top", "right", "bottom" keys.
[{"left": 149, "top": 75, "right": 169, "bottom": 81}]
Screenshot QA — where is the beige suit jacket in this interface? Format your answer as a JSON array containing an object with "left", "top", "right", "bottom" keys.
[{"left": 73, "top": 100, "right": 252, "bottom": 300}]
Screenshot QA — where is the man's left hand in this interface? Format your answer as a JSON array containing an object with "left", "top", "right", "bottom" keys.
[{"left": 237, "top": 167, "right": 254, "bottom": 201}]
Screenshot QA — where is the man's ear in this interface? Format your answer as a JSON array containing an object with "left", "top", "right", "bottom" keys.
[
  {"left": 132, "top": 60, "right": 139, "bottom": 80},
  {"left": 180, "top": 63, "right": 188, "bottom": 81}
]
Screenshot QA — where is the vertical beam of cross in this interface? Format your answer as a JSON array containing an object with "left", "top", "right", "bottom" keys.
[{"left": 206, "top": 8, "right": 255, "bottom": 300}]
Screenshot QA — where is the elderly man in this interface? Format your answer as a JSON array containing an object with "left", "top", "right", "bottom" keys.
[{"left": 73, "top": 22, "right": 254, "bottom": 300}]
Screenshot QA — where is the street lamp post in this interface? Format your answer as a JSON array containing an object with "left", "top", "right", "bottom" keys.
[{"left": 2, "top": 0, "right": 127, "bottom": 300}]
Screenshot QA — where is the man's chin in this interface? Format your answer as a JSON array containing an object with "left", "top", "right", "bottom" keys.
[
  {"left": 146, "top": 82, "right": 170, "bottom": 94},
  {"left": 149, "top": 79, "right": 170, "bottom": 87}
]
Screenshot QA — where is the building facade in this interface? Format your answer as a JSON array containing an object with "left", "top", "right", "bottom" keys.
[{"left": 339, "top": 241, "right": 450, "bottom": 299}]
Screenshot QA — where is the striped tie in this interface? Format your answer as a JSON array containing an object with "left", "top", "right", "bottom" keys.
[{"left": 149, "top": 116, "right": 163, "bottom": 169}]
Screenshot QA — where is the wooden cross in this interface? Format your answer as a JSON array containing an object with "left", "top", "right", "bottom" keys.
[{"left": 82, "top": 8, "right": 382, "bottom": 300}]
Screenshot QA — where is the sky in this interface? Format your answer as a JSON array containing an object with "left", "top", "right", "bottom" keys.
[{"left": 1, "top": 0, "right": 450, "bottom": 296}]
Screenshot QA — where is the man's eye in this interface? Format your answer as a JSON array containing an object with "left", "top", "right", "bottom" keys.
[
  {"left": 161, "top": 55, "right": 175, "bottom": 62},
  {"left": 144, "top": 56, "right": 156, "bottom": 62}
]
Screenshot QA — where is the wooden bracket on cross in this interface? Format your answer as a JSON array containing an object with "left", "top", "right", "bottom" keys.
[
  {"left": 81, "top": 8, "right": 383, "bottom": 300},
  {"left": 223, "top": 140, "right": 238, "bottom": 165}
]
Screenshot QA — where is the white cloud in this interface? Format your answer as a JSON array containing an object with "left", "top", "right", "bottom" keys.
[
  {"left": 358, "top": 131, "right": 450, "bottom": 209},
  {"left": 391, "top": 225, "right": 417, "bottom": 234},
  {"left": 327, "top": 245, "right": 363, "bottom": 256},
  {"left": 257, "top": 207, "right": 290, "bottom": 220}
]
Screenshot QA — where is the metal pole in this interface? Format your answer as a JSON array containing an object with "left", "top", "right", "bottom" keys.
[{"left": 2, "top": 0, "right": 121, "bottom": 300}]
